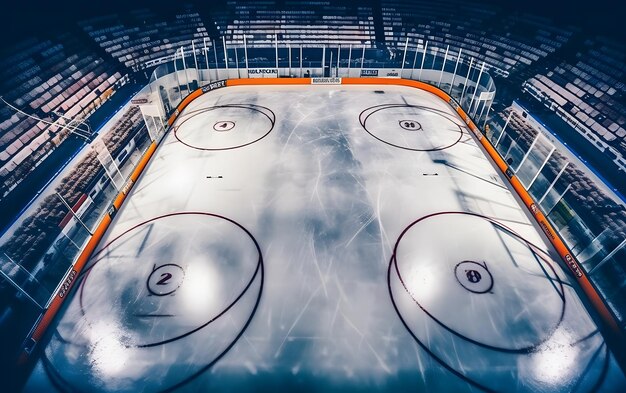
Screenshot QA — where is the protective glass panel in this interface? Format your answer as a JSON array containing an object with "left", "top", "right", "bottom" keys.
[{"left": 516, "top": 134, "right": 555, "bottom": 188}]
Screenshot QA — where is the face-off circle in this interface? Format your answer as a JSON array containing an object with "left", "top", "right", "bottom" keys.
[
  {"left": 454, "top": 261, "right": 493, "bottom": 294},
  {"left": 44, "top": 212, "right": 265, "bottom": 392},
  {"left": 174, "top": 104, "right": 275, "bottom": 151},
  {"left": 77, "top": 212, "right": 263, "bottom": 347},
  {"left": 386, "top": 211, "right": 577, "bottom": 391},
  {"left": 213, "top": 120, "right": 236, "bottom": 132},
  {"left": 147, "top": 264, "right": 185, "bottom": 296},
  {"left": 359, "top": 103, "right": 464, "bottom": 151},
  {"left": 389, "top": 211, "right": 566, "bottom": 353},
  {"left": 44, "top": 212, "right": 264, "bottom": 391}
]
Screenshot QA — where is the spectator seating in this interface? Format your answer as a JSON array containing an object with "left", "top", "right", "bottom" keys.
[
  {"left": 523, "top": 37, "right": 626, "bottom": 166},
  {"left": 0, "top": 34, "right": 126, "bottom": 198},
  {"left": 79, "top": 5, "right": 210, "bottom": 70},
  {"left": 0, "top": 106, "right": 145, "bottom": 273},
  {"left": 381, "top": 0, "right": 574, "bottom": 78},
  {"left": 0, "top": 0, "right": 623, "bottom": 224},
  {"left": 496, "top": 108, "right": 626, "bottom": 247},
  {"left": 218, "top": 0, "right": 376, "bottom": 48}
]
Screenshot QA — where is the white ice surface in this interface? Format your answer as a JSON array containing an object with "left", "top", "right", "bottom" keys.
[{"left": 24, "top": 85, "right": 626, "bottom": 392}]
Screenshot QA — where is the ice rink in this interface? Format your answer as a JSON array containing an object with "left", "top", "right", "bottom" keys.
[{"left": 23, "top": 84, "right": 626, "bottom": 392}]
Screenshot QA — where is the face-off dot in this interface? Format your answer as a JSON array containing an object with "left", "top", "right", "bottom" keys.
[
  {"left": 213, "top": 121, "right": 236, "bottom": 132},
  {"left": 454, "top": 261, "right": 493, "bottom": 294},
  {"left": 399, "top": 119, "right": 422, "bottom": 131},
  {"left": 147, "top": 264, "right": 185, "bottom": 296}
]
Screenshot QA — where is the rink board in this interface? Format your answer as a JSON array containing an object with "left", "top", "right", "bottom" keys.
[{"left": 23, "top": 79, "right": 626, "bottom": 392}]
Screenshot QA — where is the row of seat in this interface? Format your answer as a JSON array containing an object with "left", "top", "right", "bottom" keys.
[
  {"left": 523, "top": 37, "right": 626, "bottom": 157},
  {"left": 497, "top": 108, "right": 626, "bottom": 244},
  {"left": 497, "top": 109, "right": 626, "bottom": 312},
  {"left": 79, "top": 5, "right": 210, "bottom": 71},
  {"left": 0, "top": 34, "right": 125, "bottom": 198},
  {"left": 381, "top": 0, "right": 574, "bottom": 77},
  {"left": 0, "top": 106, "right": 145, "bottom": 271},
  {"left": 0, "top": 5, "right": 210, "bottom": 200},
  {"left": 102, "top": 106, "right": 144, "bottom": 157},
  {"left": 1, "top": 1, "right": 625, "bottom": 206},
  {"left": 220, "top": 1, "right": 376, "bottom": 47}
]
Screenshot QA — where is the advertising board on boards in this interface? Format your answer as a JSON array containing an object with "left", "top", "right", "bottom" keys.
[
  {"left": 248, "top": 68, "right": 278, "bottom": 78},
  {"left": 131, "top": 97, "right": 149, "bottom": 105},
  {"left": 201, "top": 80, "right": 227, "bottom": 93},
  {"left": 479, "top": 91, "right": 496, "bottom": 101},
  {"left": 360, "top": 69, "right": 378, "bottom": 77},
  {"left": 360, "top": 69, "right": 401, "bottom": 78},
  {"left": 383, "top": 69, "right": 400, "bottom": 78},
  {"left": 311, "top": 77, "right": 342, "bottom": 85}
]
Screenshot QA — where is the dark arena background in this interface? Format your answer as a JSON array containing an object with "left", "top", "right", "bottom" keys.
[{"left": 1, "top": 0, "right": 625, "bottom": 392}]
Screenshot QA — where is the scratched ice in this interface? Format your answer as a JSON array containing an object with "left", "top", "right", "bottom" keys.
[{"left": 24, "top": 85, "right": 626, "bottom": 392}]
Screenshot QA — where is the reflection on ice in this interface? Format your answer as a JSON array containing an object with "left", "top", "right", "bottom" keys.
[
  {"left": 529, "top": 328, "right": 579, "bottom": 386},
  {"left": 167, "top": 160, "right": 197, "bottom": 192},
  {"left": 402, "top": 257, "right": 442, "bottom": 305},
  {"left": 179, "top": 257, "right": 221, "bottom": 316},
  {"left": 88, "top": 320, "right": 130, "bottom": 378}
]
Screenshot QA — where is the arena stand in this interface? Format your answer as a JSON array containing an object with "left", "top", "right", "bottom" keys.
[
  {"left": 220, "top": 0, "right": 377, "bottom": 48},
  {"left": 381, "top": 0, "right": 574, "bottom": 78},
  {"left": 523, "top": 36, "right": 626, "bottom": 172},
  {"left": 491, "top": 107, "right": 626, "bottom": 322},
  {"left": 0, "top": 0, "right": 625, "bottom": 384},
  {"left": 0, "top": 103, "right": 148, "bottom": 375},
  {"left": 79, "top": 4, "right": 210, "bottom": 71},
  {"left": 0, "top": 34, "right": 126, "bottom": 202}
]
